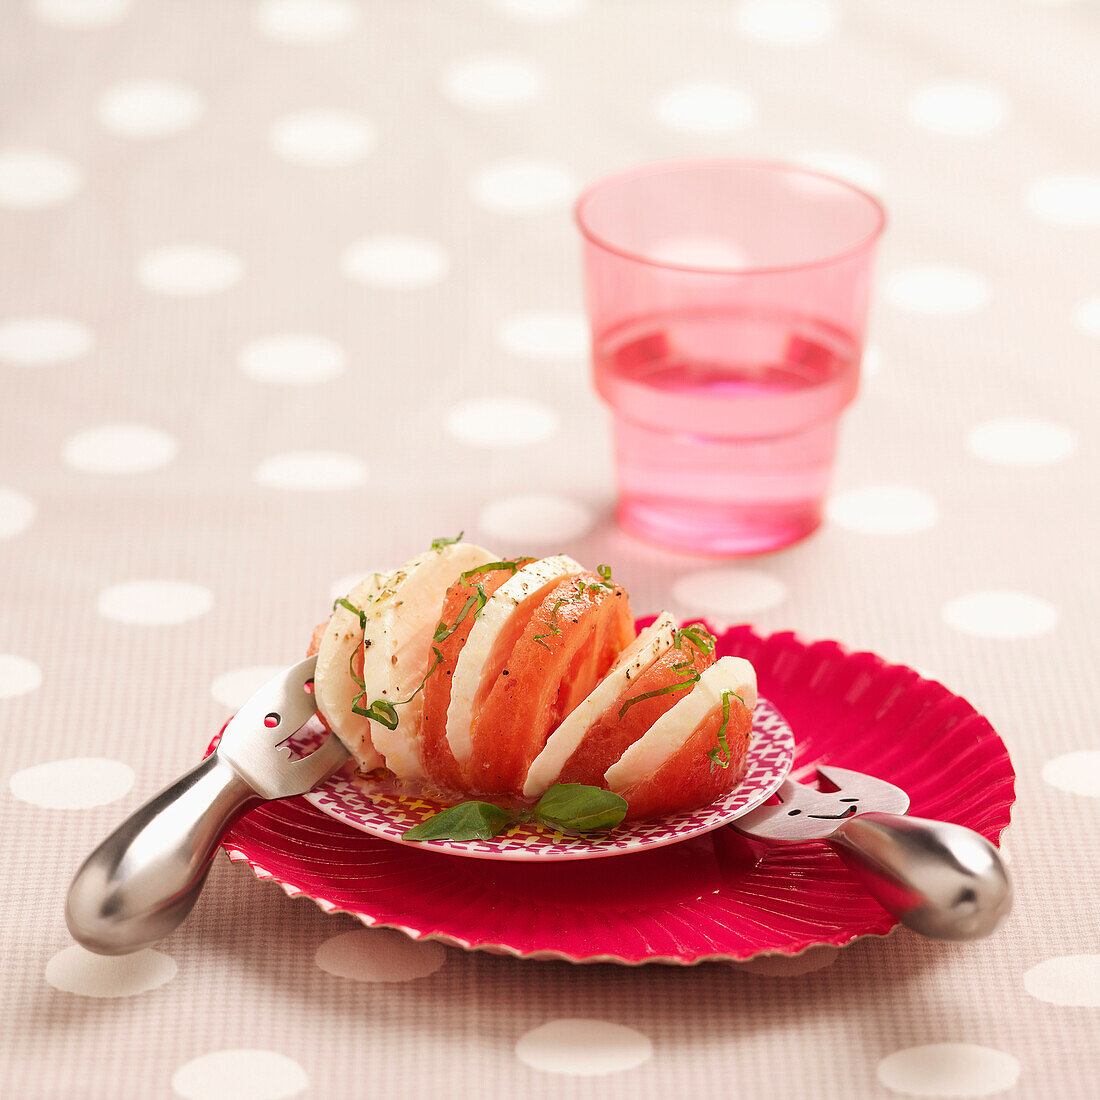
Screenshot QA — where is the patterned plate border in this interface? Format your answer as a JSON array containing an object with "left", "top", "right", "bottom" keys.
[{"left": 301, "top": 698, "right": 795, "bottom": 861}]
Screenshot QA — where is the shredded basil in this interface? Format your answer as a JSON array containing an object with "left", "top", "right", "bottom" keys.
[
  {"left": 675, "top": 624, "right": 716, "bottom": 654},
  {"left": 707, "top": 690, "right": 746, "bottom": 772},
  {"left": 618, "top": 668, "right": 700, "bottom": 718},
  {"left": 433, "top": 583, "right": 489, "bottom": 643},
  {"left": 460, "top": 560, "right": 521, "bottom": 581},
  {"left": 532, "top": 596, "right": 567, "bottom": 651},
  {"left": 352, "top": 646, "right": 443, "bottom": 730},
  {"left": 332, "top": 597, "right": 367, "bottom": 629},
  {"left": 430, "top": 531, "right": 464, "bottom": 551}
]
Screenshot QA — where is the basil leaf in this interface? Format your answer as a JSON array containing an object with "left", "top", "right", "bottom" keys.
[
  {"left": 402, "top": 801, "right": 513, "bottom": 841},
  {"left": 675, "top": 623, "right": 716, "bottom": 654},
  {"left": 461, "top": 560, "right": 520, "bottom": 581},
  {"left": 351, "top": 698, "right": 399, "bottom": 729},
  {"left": 430, "top": 531, "right": 464, "bottom": 551},
  {"left": 332, "top": 596, "right": 367, "bottom": 629},
  {"left": 534, "top": 784, "right": 628, "bottom": 833},
  {"left": 707, "top": 690, "right": 745, "bottom": 772},
  {"left": 618, "top": 672, "right": 699, "bottom": 718}
]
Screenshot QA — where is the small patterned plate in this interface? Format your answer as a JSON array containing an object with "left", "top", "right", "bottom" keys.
[{"left": 301, "top": 699, "right": 795, "bottom": 861}]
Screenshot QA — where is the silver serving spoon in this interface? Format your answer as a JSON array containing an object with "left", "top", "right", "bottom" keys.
[
  {"left": 66, "top": 656, "right": 349, "bottom": 955},
  {"left": 733, "top": 765, "right": 1012, "bottom": 940}
]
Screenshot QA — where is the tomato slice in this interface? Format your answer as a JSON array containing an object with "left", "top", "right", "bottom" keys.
[
  {"left": 464, "top": 573, "right": 635, "bottom": 796},
  {"left": 604, "top": 657, "right": 756, "bottom": 820},
  {"left": 306, "top": 620, "right": 327, "bottom": 658},
  {"left": 612, "top": 694, "right": 753, "bottom": 820},
  {"left": 418, "top": 560, "right": 530, "bottom": 793},
  {"left": 554, "top": 630, "right": 715, "bottom": 787}
]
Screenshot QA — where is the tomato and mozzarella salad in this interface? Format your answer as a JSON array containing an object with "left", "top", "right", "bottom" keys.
[{"left": 308, "top": 540, "right": 757, "bottom": 820}]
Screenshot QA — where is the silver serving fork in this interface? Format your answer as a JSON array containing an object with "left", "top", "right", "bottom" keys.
[
  {"left": 733, "top": 765, "right": 1012, "bottom": 940},
  {"left": 66, "top": 656, "right": 348, "bottom": 955}
]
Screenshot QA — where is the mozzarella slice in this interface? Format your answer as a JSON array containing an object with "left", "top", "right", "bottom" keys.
[
  {"left": 314, "top": 570, "right": 394, "bottom": 772},
  {"left": 603, "top": 657, "right": 757, "bottom": 791},
  {"left": 358, "top": 542, "right": 498, "bottom": 779},
  {"left": 446, "top": 554, "right": 584, "bottom": 766},
  {"left": 522, "top": 612, "right": 676, "bottom": 798}
]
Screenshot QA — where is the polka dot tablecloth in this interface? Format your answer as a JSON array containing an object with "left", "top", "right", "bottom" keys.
[{"left": 1, "top": 1, "right": 1097, "bottom": 1097}]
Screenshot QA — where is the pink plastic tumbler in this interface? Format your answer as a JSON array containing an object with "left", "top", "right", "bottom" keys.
[{"left": 575, "top": 159, "right": 885, "bottom": 556}]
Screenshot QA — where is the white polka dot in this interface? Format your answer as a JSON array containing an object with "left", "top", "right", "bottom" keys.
[
  {"left": 254, "top": 451, "right": 367, "bottom": 491},
  {"left": 238, "top": 334, "right": 346, "bottom": 386},
  {"left": 211, "top": 665, "right": 285, "bottom": 711},
  {"left": 46, "top": 945, "right": 176, "bottom": 997},
  {"left": 0, "top": 654, "right": 42, "bottom": 699},
  {"left": 734, "top": 0, "right": 836, "bottom": 45},
  {"left": 672, "top": 568, "right": 788, "bottom": 618},
  {"left": 254, "top": 0, "right": 358, "bottom": 43},
  {"left": 862, "top": 344, "right": 883, "bottom": 377},
  {"left": 479, "top": 494, "right": 594, "bottom": 545},
  {"left": 315, "top": 928, "right": 447, "bottom": 982},
  {"left": 649, "top": 235, "right": 750, "bottom": 270},
  {"left": 877, "top": 1043, "right": 1020, "bottom": 1097},
  {"left": 269, "top": 109, "right": 375, "bottom": 167},
  {"left": 96, "top": 81, "right": 204, "bottom": 139},
  {"left": 884, "top": 266, "right": 991, "bottom": 316},
  {"left": 440, "top": 55, "right": 544, "bottom": 110},
  {"left": 497, "top": 310, "right": 588, "bottom": 360},
  {"left": 0, "top": 148, "right": 81, "bottom": 209},
  {"left": 908, "top": 79, "right": 1008, "bottom": 138},
  {"left": 137, "top": 245, "right": 243, "bottom": 296},
  {"left": 654, "top": 81, "right": 757, "bottom": 134},
  {"left": 10, "top": 758, "right": 135, "bottom": 809},
  {"left": 98, "top": 580, "right": 214, "bottom": 625},
  {"left": 740, "top": 947, "right": 839, "bottom": 976},
  {"left": 1024, "top": 954, "right": 1100, "bottom": 1006},
  {"left": 827, "top": 485, "right": 939, "bottom": 535},
  {"left": 445, "top": 397, "right": 558, "bottom": 448},
  {"left": 1042, "top": 751, "right": 1100, "bottom": 797},
  {"left": 62, "top": 423, "right": 178, "bottom": 474},
  {"left": 0, "top": 487, "right": 37, "bottom": 540},
  {"left": 172, "top": 1050, "right": 309, "bottom": 1100},
  {"left": 967, "top": 418, "right": 1077, "bottom": 467},
  {"left": 491, "top": 0, "right": 583, "bottom": 20},
  {"left": 0, "top": 316, "right": 93, "bottom": 366},
  {"left": 470, "top": 160, "right": 576, "bottom": 214},
  {"left": 1026, "top": 173, "right": 1100, "bottom": 227},
  {"left": 1073, "top": 295, "right": 1100, "bottom": 338},
  {"left": 793, "top": 150, "right": 883, "bottom": 194},
  {"left": 516, "top": 1019, "right": 652, "bottom": 1076},
  {"left": 941, "top": 590, "right": 1058, "bottom": 640},
  {"left": 30, "top": 0, "right": 129, "bottom": 28},
  {"left": 340, "top": 235, "right": 449, "bottom": 290}
]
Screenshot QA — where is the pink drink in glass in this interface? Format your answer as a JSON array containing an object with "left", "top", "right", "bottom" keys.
[{"left": 576, "top": 160, "right": 885, "bottom": 556}]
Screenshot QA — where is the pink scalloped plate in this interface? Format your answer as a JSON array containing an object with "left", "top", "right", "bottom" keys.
[
  {"left": 299, "top": 699, "right": 793, "bottom": 861},
  {"left": 219, "top": 623, "right": 1016, "bottom": 965}
]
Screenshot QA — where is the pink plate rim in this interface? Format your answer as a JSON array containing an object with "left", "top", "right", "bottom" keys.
[
  {"left": 221, "top": 842, "right": 906, "bottom": 967},
  {"left": 216, "top": 623, "right": 1016, "bottom": 965}
]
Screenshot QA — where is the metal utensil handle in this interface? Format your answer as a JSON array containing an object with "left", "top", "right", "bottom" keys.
[
  {"left": 828, "top": 811, "right": 1012, "bottom": 941},
  {"left": 65, "top": 753, "right": 260, "bottom": 956}
]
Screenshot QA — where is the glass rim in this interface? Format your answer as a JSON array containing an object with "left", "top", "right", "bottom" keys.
[{"left": 573, "top": 157, "right": 887, "bottom": 277}]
